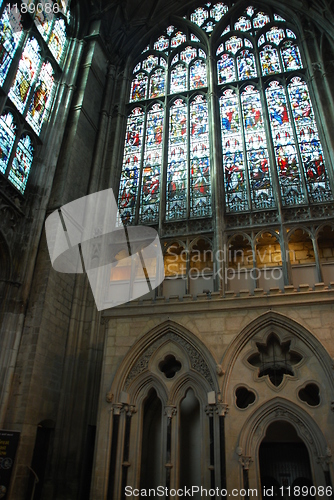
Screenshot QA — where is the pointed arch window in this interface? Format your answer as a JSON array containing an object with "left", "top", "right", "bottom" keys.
[
  {"left": 118, "top": 2, "right": 333, "bottom": 224},
  {"left": 0, "top": 0, "right": 71, "bottom": 194}
]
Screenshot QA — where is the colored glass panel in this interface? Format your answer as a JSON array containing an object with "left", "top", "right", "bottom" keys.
[
  {"left": 274, "top": 14, "right": 286, "bottom": 22},
  {"left": 266, "top": 81, "right": 304, "bottom": 205},
  {"left": 35, "top": 0, "right": 53, "bottom": 41},
  {"left": 222, "top": 25, "right": 230, "bottom": 35},
  {"left": 203, "top": 21, "right": 215, "bottom": 34},
  {"left": 217, "top": 43, "right": 224, "bottom": 55},
  {"left": 260, "top": 45, "right": 280, "bottom": 75},
  {"left": 142, "top": 55, "right": 159, "bottom": 72},
  {"left": 130, "top": 73, "right": 147, "bottom": 101},
  {"left": 225, "top": 36, "right": 242, "bottom": 54},
  {"left": 172, "top": 54, "right": 179, "bottom": 65},
  {"left": 166, "top": 26, "right": 174, "bottom": 36},
  {"left": 220, "top": 90, "right": 248, "bottom": 211},
  {"left": 210, "top": 3, "right": 228, "bottom": 21},
  {"left": 286, "top": 29, "right": 296, "bottom": 39},
  {"left": 0, "top": 6, "right": 22, "bottom": 86},
  {"left": 191, "top": 34, "right": 201, "bottom": 42},
  {"left": 258, "top": 34, "right": 265, "bottom": 47},
  {"left": 281, "top": 42, "right": 302, "bottom": 71},
  {"left": 140, "top": 104, "right": 164, "bottom": 223},
  {"left": 266, "top": 27, "right": 285, "bottom": 45},
  {"left": 8, "top": 134, "right": 33, "bottom": 193},
  {"left": 253, "top": 12, "right": 270, "bottom": 30},
  {"left": 235, "top": 16, "right": 251, "bottom": 32},
  {"left": 190, "top": 60, "right": 207, "bottom": 89},
  {"left": 217, "top": 54, "right": 235, "bottom": 83},
  {"left": 244, "top": 39, "right": 253, "bottom": 49},
  {"left": 48, "top": 18, "right": 67, "bottom": 64},
  {"left": 9, "top": 38, "right": 41, "bottom": 113},
  {"left": 150, "top": 68, "right": 165, "bottom": 98},
  {"left": 118, "top": 108, "right": 145, "bottom": 224},
  {"left": 190, "top": 7, "right": 208, "bottom": 27},
  {"left": 167, "top": 99, "right": 187, "bottom": 219},
  {"left": 241, "top": 86, "right": 275, "bottom": 209},
  {"left": 171, "top": 32, "right": 186, "bottom": 48},
  {"left": 246, "top": 6, "right": 255, "bottom": 16},
  {"left": 180, "top": 46, "right": 197, "bottom": 63},
  {"left": 190, "top": 95, "right": 211, "bottom": 217},
  {"left": 170, "top": 64, "right": 187, "bottom": 93},
  {"left": 288, "top": 77, "right": 332, "bottom": 202},
  {"left": 26, "top": 61, "right": 54, "bottom": 134},
  {"left": 154, "top": 36, "right": 169, "bottom": 52},
  {"left": 237, "top": 50, "right": 257, "bottom": 80},
  {"left": 0, "top": 112, "right": 16, "bottom": 174}
]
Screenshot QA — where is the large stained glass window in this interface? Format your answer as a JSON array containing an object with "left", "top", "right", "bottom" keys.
[
  {"left": 0, "top": 0, "right": 70, "bottom": 194},
  {"left": 118, "top": 2, "right": 333, "bottom": 223},
  {"left": 0, "top": 112, "right": 17, "bottom": 174},
  {"left": 8, "top": 38, "right": 41, "bottom": 113},
  {"left": 0, "top": 5, "right": 23, "bottom": 86},
  {"left": 8, "top": 134, "right": 34, "bottom": 194}
]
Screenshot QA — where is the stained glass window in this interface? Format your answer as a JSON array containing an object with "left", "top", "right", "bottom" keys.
[
  {"left": 220, "top": 90, "right": 247, "bottom": 211},
  {"left": 0, "top": 6, "right": 23, "bottom": 86},
  {"left": 8, "top": 134, "right": 34, "bottom": 193},
  {"left": 35, "top": 0, "right": 53, "bottom": 41},
  {"left": 119, "top": 4, "right": 333, "bottom": 222},
  {"left": 241, "top": 86, "right": 274, "bottom": 209},
  {"left": 130, "top": 73, "right": 148, "bottom": 102},
  {"left": 266, "top": 81, "right": 304, "bottom": 205},
  {"left": 48, "top": 18, "right": 67, "bottom": 64},
  {"left": 9, "top": 38, "right": 41, "bottom": 113},
  {"left": 0, "top": 112, "right": 16, "bottom": 174},
  {"left": 288, "top": 77, "right": 332, "bottom": 202},
  {"left": 281, "top": 42, "right": 302, "bottom": 71},
  {"left": 140, "top": 104, "right": 164, "bottom": 222},
  {"left": 190, "top": 95, "right": 211, "bottom": 216},
  {"left": 260, "top": 45, "right": 280, "bottom": 75},
  {"left": 118, "top": 108, "right": 144, "bottom": 224},
  {"left": 26, "top": 61, "right": 54, "bottom": 134},
  {"left": 167, "top": 99, "right": 187, "bottom": 219}
]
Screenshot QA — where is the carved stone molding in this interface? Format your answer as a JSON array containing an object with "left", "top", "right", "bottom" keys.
[
  {"left": 106, "top": 391, "right": 114, "bottom": 403},
  {"left": 239, "top": 456, "right": 253, "bottom": 470},
  {"left": 205, "top": 405, "right": 215, "bottom": 417},
  {"left": 317, "top": 447, "right": 332, "bottom": 471},
  {"left": 164, "top": 405, "right": 177, "bottom": 419},
  {"left": 124, "top": 332, "right": 215, "bottom": 389},
  {"left": 111, "top": 402, "right": 136, "bottom": 416},
  {"left": 216, "top": 403, "right": 229, "bottom": 417}
]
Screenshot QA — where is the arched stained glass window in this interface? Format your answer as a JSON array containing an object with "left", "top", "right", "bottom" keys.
[
  {"left": 118, "top": 2, "right": 333, "bottom": 224},
  {"left": 140, "top": 103, "right": 164, "bottom": 222},
  {"left": 26, "top": 61, "right": 55, "bottom": 134},
  {"left": 118, "top": 107, "right": 144, "bottom": 224},
  {"left": 8, "top": 38, "right": 41, "bottom": 114},
  {"left": 167, "top": 99, "right": 187, "bottom": 219},
  {"left": 8, "top": 134, "right": 34, "bottom": 193},
  {"left": 48, "top": 18, "right": 67, "bottom": 64},
  {"left": 0, "top": 112, "right": 16, "bottom": 174},
  {"left": 0, "top": 5, "right": 23, "bottom": 86}
]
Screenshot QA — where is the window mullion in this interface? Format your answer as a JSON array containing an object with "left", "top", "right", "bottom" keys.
[
  {"left": 187, "top": 93, "right": 191, "bottom": 219},
  {"left": 159, "top": 95, "right": 169, "bottom": 229},
  {"left": 135, "top": 105, "right": 148, "bottom": 225},
  {"left": 238, "top": 85, "right": 252, "bottom": 211}
]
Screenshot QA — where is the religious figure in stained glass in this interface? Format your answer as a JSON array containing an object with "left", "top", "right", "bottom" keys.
[
  {"left": 0, "top": 112, "right": 16, "bottom": 174},
  {"left": 170, "top": 64, "right": 187, "bottom": 93},
  {"left": 9, "top": 38, "right": 41, "bottom": 113},
  {"left": 237, "top": 50, "right": 257, "bottom": 80},
  {"left": 241, "top": 87, "right": 275, "bottom": 209},
  {"left": 217, "top": 54, "right": 235, "bottom": 83},
  {"left": 167, "top": 99, "right": 187, "bottom": 219},
  {"left": 149, "top": 69, "right": 165, "bottom": 98},
  {"left": 266, "top": 81, "right": 304, "bottom": 205},
  {"left": 190, "top": 60, "right": 207, "bottom": 89},
  {"left": 27, "top": 61, "right": 54, "bottom": 134},
  {"left": 288, "top": 77, "right": 332, "bottom": 202},
  {"left": 140, "top": 104, "right": 164, "bottom": 222},
  {"left": 118, "top": 108, "right": 144, "bottom": 224},
  {"left": 260, "top": 46, "right": 280, "bottom": 75},
  {"left": 220, "top": 90, "right": 248, "bottom": 211},
  {"left": 0, "top": 6, "right": 22, "bottom": 86},
  {"left": 130, "top": 73, "right": 148, "bottom": 101},
  {"left": 48, "top": 18, "right": 67, "bottom": 64},
  {"left": 8, "top": 134, "right": 34, "bottom": 193},
  {"left": 190, "top": 95, "right": 211, "bottom": 217},
  {"left": 281, "top": 42, "right": 302, "bottom": 71}
]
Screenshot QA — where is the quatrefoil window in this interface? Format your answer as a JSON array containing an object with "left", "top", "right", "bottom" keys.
[
  {"left": 247, "top": 333, "right": 302, "bottom": 387},
  {"left": 159, "top": 355, "right": 182, "bottom": 379}
]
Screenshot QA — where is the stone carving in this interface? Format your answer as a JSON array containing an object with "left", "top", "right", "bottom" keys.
[
  {"left": 317, "top": 447, "right": 332, "bottom": 470},
  {"left": 164, "top": 405, "right": 177, "bottom": 418},
  {"left": 124, "top": 332, "right": 215, "bottom": 389},
  {"left": 239, "top": 456, "right": 253, "bottom": 470},
  {"left": 215, "top": 403, "right": 229, "bottom": 417},
  {"left": 106, "top": 391, "right": 114, "bottom": 403}
]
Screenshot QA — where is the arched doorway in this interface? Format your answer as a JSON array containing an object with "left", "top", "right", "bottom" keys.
[{"left": 260, "top": 421, "right": 313, "bottom": 499}]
